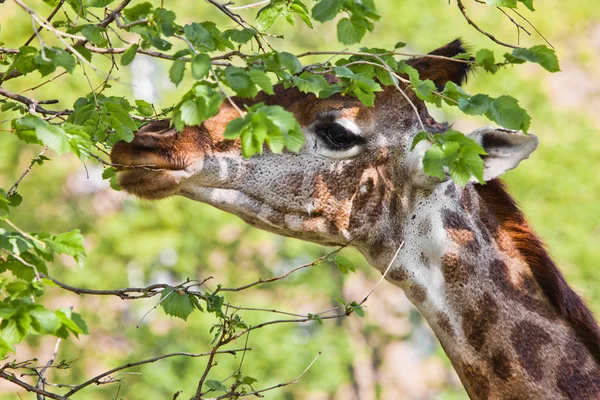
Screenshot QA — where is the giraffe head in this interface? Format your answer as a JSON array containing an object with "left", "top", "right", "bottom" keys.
[{"left": 111, "top": 40, "right": 538, "bottom": 250}]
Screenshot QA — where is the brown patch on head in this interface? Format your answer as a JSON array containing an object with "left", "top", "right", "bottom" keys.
[
  {"left": 510, "top": 320, "right": 551, "bottom": 381},
  {"left": 490, "top": 349, "right": 513, "bottom": 381},
  {"left": 312, "top": 175, "right": 353, "bottom": 233},
  {"left": 410, "top": 284, "right": 427, "bottom": 303},
  {"left": 442, "top": 209, "right": 474, "bottom": 233},
  {"left": 441, "top": 252, "right": 473, "bottom": 286},
  {"left": 461, "top": 292, "right": 499, "bottom": 351},
  {"left": 461, "top": 362, "right": 490, "bottom": 400},
  {"left": 437, "top": 312, "right": 455, "bottom": 337},
  {"left": 447, "top": 228, "right": 476, "bottom": 245}
]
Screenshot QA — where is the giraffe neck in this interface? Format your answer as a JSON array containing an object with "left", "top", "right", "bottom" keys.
[{"left": 361, "top": 180, "right": 600, "bottom": 399}]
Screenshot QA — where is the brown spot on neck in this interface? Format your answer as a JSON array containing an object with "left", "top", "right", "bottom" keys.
[
  {"left": 461, "top": 362, "right": 490, "bottom": 400},
  {"left": 490, "top": 349, "right": 513, "bottom": 381},
  {"left": 510, "top": 320, "right": 551, "bottom": 381},
  {"left": 461, "top": 292, "right": 499, "bottom": 351},
  {"left": 441, "top": 252, "right": 473, "bottom": 287}
]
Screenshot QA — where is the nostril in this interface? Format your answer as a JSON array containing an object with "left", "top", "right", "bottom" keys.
[
  {"left": 135, "top": 120, "right": 174, "bottom": 138},
  {"left": 130, "top": 120, "right": 177, "bottom": 148}
]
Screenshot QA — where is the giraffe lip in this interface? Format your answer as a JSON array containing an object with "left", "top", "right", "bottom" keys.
[
  {"left": 112, "top": 163, "right": 187, "bottom": 172},
  {"left": 179, "top": 186, "right": 313, "bottom": 218}
]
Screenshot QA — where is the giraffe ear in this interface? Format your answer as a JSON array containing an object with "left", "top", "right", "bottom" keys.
[
  {"left": 407, "top": 39, "right": 472, "bottom": 90},
  {"left": 468, "top": 127, "right": 539, "bottom": 181}
]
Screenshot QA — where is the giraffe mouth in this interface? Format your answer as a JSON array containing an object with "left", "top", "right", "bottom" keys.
[{"left": 178, "top": 186, "right": 326, "bottom": 233}]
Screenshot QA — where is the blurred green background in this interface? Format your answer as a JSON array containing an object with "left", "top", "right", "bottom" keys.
[{"left": 0, "top": 0, "right": 599, "bottom": 398}]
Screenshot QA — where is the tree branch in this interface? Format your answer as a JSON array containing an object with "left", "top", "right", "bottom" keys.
[{"left": 456, "top": 0, "right": 519, "bottom": 49}]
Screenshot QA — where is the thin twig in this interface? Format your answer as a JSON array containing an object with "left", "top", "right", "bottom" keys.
[
  {"left": 6, "top": 145, "right": 49, "bottom": 198},
  {"left": 456, "top": 0, "right": 519, "bottom": 49},
  {"left": 215, "top": 351, "right": 322, "bottom": 399},
  {"left": 216, "top": 241, "right": 353, "bottom": 292},
  {"left": 228, "top": 0, "right": 269, "bottom": 10},
  {"left": 64, "top": 349, "right": 249, "bottom": 397},
  {"left": 510, "top": 8, "right": 554, "bottom": 49},
  {"left": 359, "top": 241, "right": 404, "bottom": 305},
  {"left": 36, "top": 338, "right": 61, "bottom": 400}
]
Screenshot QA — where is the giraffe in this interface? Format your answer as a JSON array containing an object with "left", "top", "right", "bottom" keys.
[{"left": 110, "top": 40, "right": 600, "bottom": 399}]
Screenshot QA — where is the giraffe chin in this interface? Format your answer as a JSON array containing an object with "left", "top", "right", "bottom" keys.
[{"left": 178, "top": 186, "right": 348, "bottom": 246}]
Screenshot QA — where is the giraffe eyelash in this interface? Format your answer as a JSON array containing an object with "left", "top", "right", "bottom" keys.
[{"left": 313, "top": 120, "right": 365, "bottom": 155}]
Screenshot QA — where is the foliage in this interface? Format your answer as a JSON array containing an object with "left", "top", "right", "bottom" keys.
[{"left": 0, "top": 0, "right": 584, "bottom": 398}]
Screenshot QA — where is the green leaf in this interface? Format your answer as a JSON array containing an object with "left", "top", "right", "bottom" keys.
[
  {"left": 135, "top": 99, "right": 154, "bottom": 116},
  {"left": 475, "top": 48, "right": 498, "bottom": 74},
  {"left": 394, "top": 41, "right": 406, "bottom": 49},
  {"left": 223, "top": 103, "right": 304, "bottom": 157},
  {"left": 123, "top": 2, "right": 153, "bottom": 20},
  {"left": 51, "top": 48, "right": 76, "bottom": 73},
  {"left": 308, "top": 313, "right": 323, "bottom": 325},
  {"left": 121, "top": 44, "right": 139, "bottom": 66},
  {"left": 56, "top": 308, "right": 87, "bottom": 338},
  {"left": 291, "top": 72, "right": 329, "bottom": 94},
  {"left": 334, "top": 255, "right": 355, "bottom": 274},
  {"left": 249, "top": 69, "right": 274, "bottom": 95},
  {"left": 0, "top": 337, "right": 14, "bottom": 358},
  {"left": 223, "top": 28, "right": 256, "bottom": 44},
  {"left": 13, "top": 46, "right": 38, "bottom": 75},
  {"left": 82, "top": 25, "right": 107, "bottom": 47},
  {"left": 160, "top": 287, "right": 196, "bottom": 321},
  {"left": 84, "top": 0, "right": 115, "bottom": 7},
  {"left": 224, "top": 66, "right": 257, "bottom": 98},
  {"left": 410, "top": 131, "right": 430, "bottom": 150},
  {"left": 169, "top": 60, "right": 186, "bottom": 86},
  {"left": 518, "top": 0, "right": 534, "bottom": 10},
  {"left": 12, "top": 115, "right": 70, "bottom": 154},
  {"left": 440, "top": 81, "right": 470, "bottom": 105},
  {"left": 458, "top": 94, "right": 492, "bottom": 116},
  {"left": 311, "top": 0, "right": 344, "bottom": 22},
  {"left": 205, "top": 379, "right": 227, "bottom": 392},
  {"left": 43, "top": 229, "right": 86, "bottom": 267},
  {"left": 1, "top": 102, "right": 17, "bottom": 112},
  {"left": 279, "top": 52, "right": 302, "bottom": 74},
  {"left": 349, "top": 301, "right": 364, "bottom": 317},
  {"left": 179, "top": 100, "right": 202, "bottom": 126},
  {"left": 422, "top": 144, "right": 446, "bottom": 180},
  {"left": 73, "top": 45, "right": 92, "bottom": 62},
  {"left": 509, "top": 45, "right": 560, "bottom": 72},
  {"left": 411, "top": 78, "right": 438, "bottom": 104},
  {"left": 290, "top": 1, "right": 313, "bottom": 28},
  {"left": 486, "top": 0, "right": 517, "bottom": 7},
  {"left": 191, "top": 53, "right": 211, "bottom": 79},
  {"left": 337, "top": 17, "right": 366, "bottom": 45},
  {"left": 1, "top": 318, "right": 28, "bottom": 344},
  {"left": 242, "top": 375, "right": 258, "bottom": 385},
  {"left": 102, "top": 167, "right": 121, "bottom": 191},
  {"left": 30, "top": 307, "right": 61, "bottom": 334},
  {"left": 485, "top": 95, "right": 531, "bottom": 132},
  {"left": 256, "top": 3, "right": 281, "bottom": 31}
]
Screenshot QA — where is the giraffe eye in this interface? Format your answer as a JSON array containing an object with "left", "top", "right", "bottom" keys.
[{"left": 314, "top": 122, "right": 363, "bottom": 150}]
